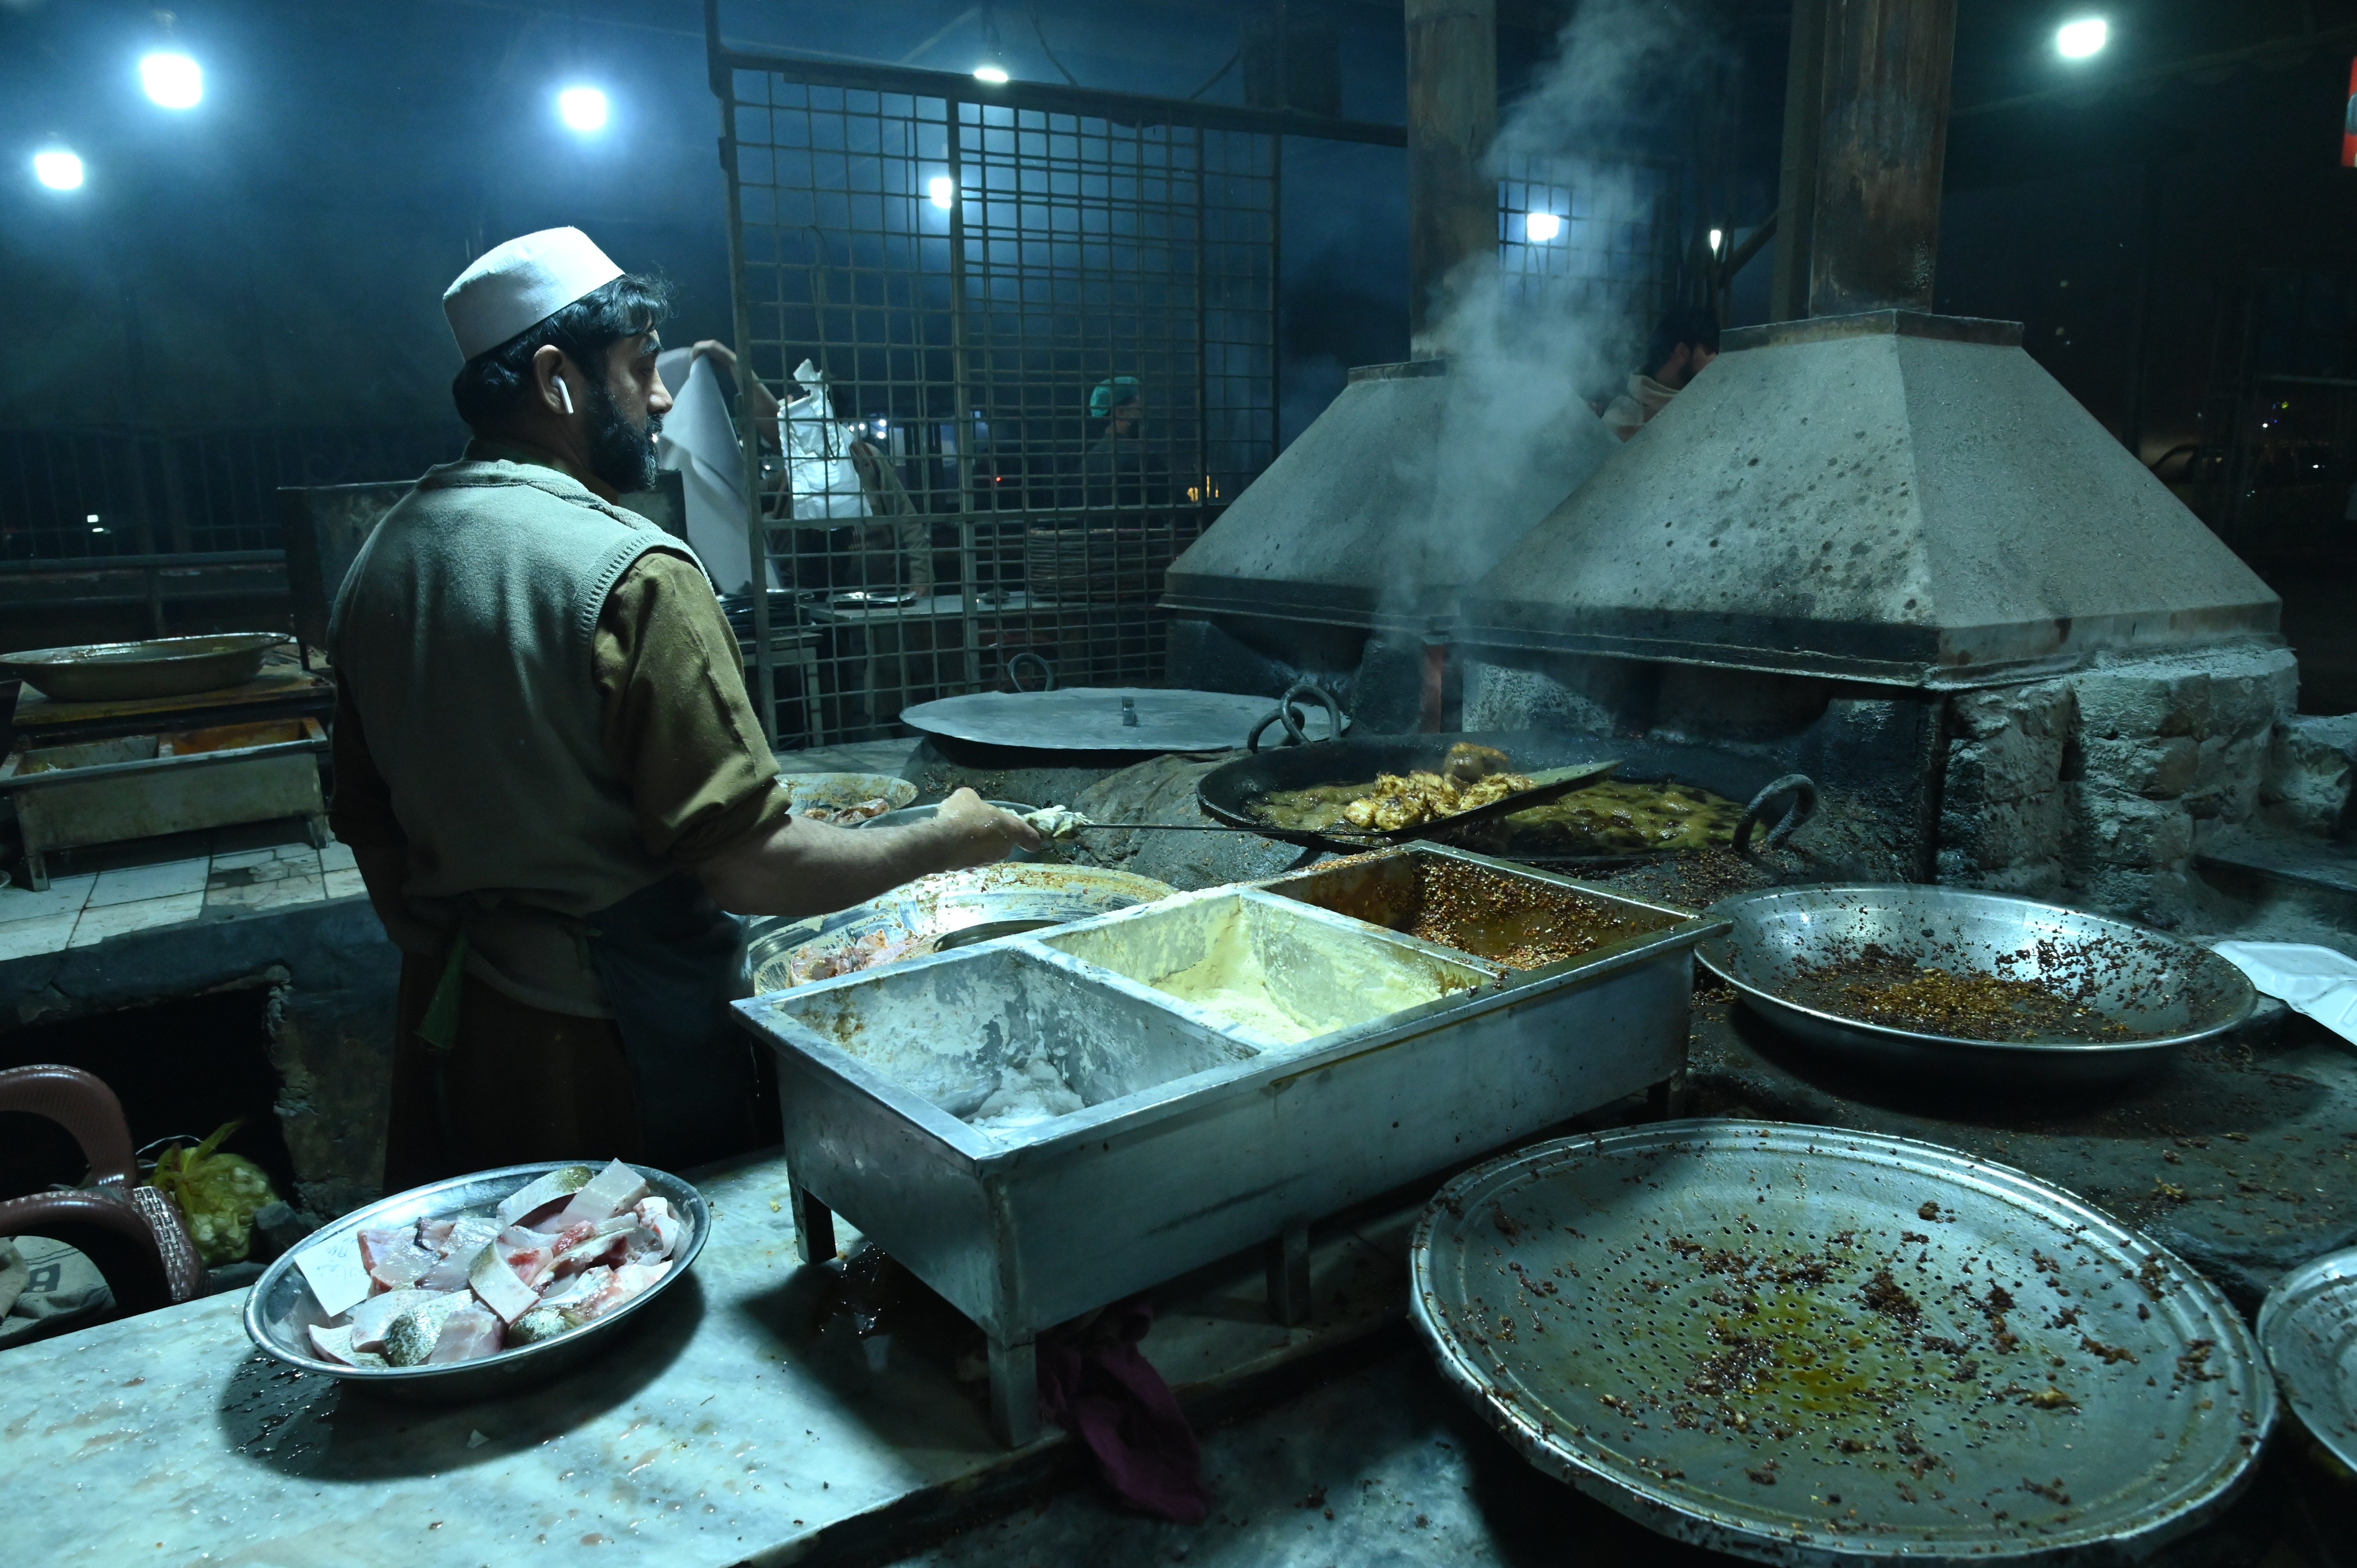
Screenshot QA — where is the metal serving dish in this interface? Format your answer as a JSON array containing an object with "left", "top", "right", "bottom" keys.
[
  {"left": 243, "top": 1161, "right": 707, "bottom": 1401},
  {"left": 743, "top": 862, "right": 1172, "bottom": 993},
  {"left": 1412, "top": 1120, "right": 2275, "bottom": 1566},
  {"left": 2258, "top": 1244, "right": 2357, "bottom": 1472},
  {"left": 1699, "top": 884, "right": 2256, "bottom": 1084},
  {"left": 737, "top": 881, "right": 1716, "bottom": 1446},
  {"left": 2, "top": 632, "right": 288, "bottom": 703},
  {"left": 1261, "top": 843, "right": 1697, "bottom": 977},
  {"left": 777, "top": 771, "right": 918, "bottom": 820}
]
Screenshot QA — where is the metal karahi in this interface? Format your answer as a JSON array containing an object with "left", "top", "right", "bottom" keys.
[{"left": 1410, "top": 1121, "right": 2275, "bottom": 1566}]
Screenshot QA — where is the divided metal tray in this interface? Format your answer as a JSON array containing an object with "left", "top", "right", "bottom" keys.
[{"left": 734, "top": 847, "right": 1723, "bottom": 1446}]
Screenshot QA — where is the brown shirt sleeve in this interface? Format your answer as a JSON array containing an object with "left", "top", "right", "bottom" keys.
[
  {"left": 593, "top": 550, "right": 790, "bottom": 864},
  {"left": 326, "top": 671, "right": 408, "bottom": 851}
]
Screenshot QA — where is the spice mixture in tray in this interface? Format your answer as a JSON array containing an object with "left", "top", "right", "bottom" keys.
[{"left": 1783, "top": 942, "right": 2135, "bottom": 1043}]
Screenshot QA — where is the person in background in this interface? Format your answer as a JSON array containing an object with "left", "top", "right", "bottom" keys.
[
  {"left": 1079, "top": 375, "right": 1168, "bottom": 510},
  {"left": 1604, "top": 307, "right": 1720, "bottom": 441}
]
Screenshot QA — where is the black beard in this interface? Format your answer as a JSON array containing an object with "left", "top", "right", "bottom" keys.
[{"left": 584, "top": 378, "right": 663, "bottom": 493}]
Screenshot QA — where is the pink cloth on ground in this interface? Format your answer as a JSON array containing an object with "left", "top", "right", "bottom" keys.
[{"left": 1034, "top": 1296, "right": 1209, "bottom": 1524}]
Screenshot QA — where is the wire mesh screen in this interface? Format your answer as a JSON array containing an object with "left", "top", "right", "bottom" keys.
[
  {"left": 1496, "top": 152, "right": 1679, "bottom": 380},
  {"left": 722, "top": 68, "right": 1277, "bottom": 747},
  {"left": 0, "top": 423, "right": 460, "bottom": 562}
]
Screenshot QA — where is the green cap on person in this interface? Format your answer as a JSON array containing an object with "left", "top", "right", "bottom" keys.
[{"left": 1089, "top": 376, "right": 1141, "bottom": 418}]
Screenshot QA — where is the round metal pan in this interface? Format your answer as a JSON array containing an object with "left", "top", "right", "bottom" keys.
[
  {"left": 244, "top": 1160, "right": 707, "bottom": 1402},
  {"left": 2, "top": 632, "right": 289, "bottom": 703},
  {"left": 1196, "top": 730, "right": 1783, "bottom": 851},
  {"left": 1698, "top": 884, "right": 2256, "bottom": 1085},
  {"left": 1411, "top": 1120, "right": 2274, "bottom": 1566},
  {"left": 2257, "top": 1243, "right": 2357, "bottom": 1473},
  {"left": 742, "top": 861, "right": 1173, "bottom": 993},
  {"left": 899, "top": 686, "right": 1343, "bottom": 754}
]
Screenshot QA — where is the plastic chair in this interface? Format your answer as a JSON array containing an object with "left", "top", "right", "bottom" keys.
[{"left": 0, "top": 1064, "right": 206, "bottom": 1347}]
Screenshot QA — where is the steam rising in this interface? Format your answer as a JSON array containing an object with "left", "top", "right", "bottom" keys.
[{"left": 1383, "top": 0, "right": 1721, "bottom": 620}]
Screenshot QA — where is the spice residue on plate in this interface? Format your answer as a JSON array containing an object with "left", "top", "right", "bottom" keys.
[{"left": 1785, "top": 942, "right": 2134, "bottom": 1042}]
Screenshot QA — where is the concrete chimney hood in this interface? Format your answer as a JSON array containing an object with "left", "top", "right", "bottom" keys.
[
  {"left": 1456, "top": 309, "right": 2282, "bottom": 689},
  {"left": 1161, "top": 357, "right": 1620, "bottom": 636}
]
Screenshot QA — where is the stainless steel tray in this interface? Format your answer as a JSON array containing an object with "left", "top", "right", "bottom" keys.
[
  {"left": 2, "top": 632, "right": 288, "bottom": 702},
  {"left": 244, "top": 1161, "right": 707, "bottom": 1402},
  {"left": 737, "top": 875, "right": 1715, "bottom": 1446},
  {"left": 1411, "top": 1121, "right": 2274, "bottom": 1566},
  {"left": 2258, "top": 1243, "right": 2357, "bottom": 1472},
  {"left": 1699, "top": 884, "right": 2256, "bottom": 1084}
]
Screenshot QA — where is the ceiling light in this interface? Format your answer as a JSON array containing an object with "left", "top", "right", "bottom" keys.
[
  {"left": 2056, "top": 18, "right": 2108, "bottom": 60},
  {"left": 1709, "top": 227, "right": 1724, "bottom": 253},
  {"left": 558, "top": 86, "right": 610, "bottom": 132},
  {"left": 33, "top": 148, "right": 84, "bottom": 191},
  {"left": 141, "top": 51, "right": 204, "bottom": 109},
  {"left": 928, "top": 175, "right": 955, "bottom": 209},
  {"left": 973, "top": 64, "right": 1010, "bottom": 84},
  {"left": 1525, "top": 211, "right": 1562, "bottom": 243}
]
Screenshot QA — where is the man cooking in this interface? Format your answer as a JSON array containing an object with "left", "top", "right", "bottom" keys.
[
  {"left": 1603, "top": 307, "right": 1719, "bottom": 440},
  {"left": 329, "top": 228, "right": 1037, "bottom": 1188}
]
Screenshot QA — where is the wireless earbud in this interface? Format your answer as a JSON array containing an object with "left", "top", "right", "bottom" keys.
[{"left": 555, "top": 378, "right": 575, "bottom": 415}]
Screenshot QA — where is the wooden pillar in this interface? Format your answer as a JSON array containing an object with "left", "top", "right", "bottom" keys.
[
  {"left": 1405, "top": 0, "right": 1496, "bottom": 354},
  {"left": 1775, "top": 0, "right": 1957, "bottom": 320}
]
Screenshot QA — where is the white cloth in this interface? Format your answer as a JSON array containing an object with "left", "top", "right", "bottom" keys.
[
  {"left": 654, "top": 353, "right": 758, "bottom": 593},
  {"left": 780, "top": 360, "right": 875, "bottom": 520},
  {"left": 442, "top": 227, "right": 623, "bottom": 360},
  {"left": 2211, "top": 941, "right": 2357, "bottom": 1046}
]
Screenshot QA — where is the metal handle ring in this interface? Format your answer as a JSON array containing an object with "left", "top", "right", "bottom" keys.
[
  {"left": 1732, "top": 773, "right": 1819, "bottom": 862},
  {"left": 1005, "top": 651, "right": 1057, "bottom": 692},
  {"left": 1247, "top": 682, "right": 1345, "bottom": 754}
]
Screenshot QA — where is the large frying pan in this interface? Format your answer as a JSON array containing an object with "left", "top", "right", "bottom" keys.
[{"left": 1196, "top": 730, "right": 1816, "bottom": 859}]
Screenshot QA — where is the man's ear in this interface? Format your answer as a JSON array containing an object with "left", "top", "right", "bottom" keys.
[{"left": 532, "top": 344, "right": 573, "bottom": 415}]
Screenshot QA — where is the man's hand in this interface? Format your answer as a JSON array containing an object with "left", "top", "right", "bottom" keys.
[
  {"left": 930, "top": 787, "right": 1043, "bottom": 869},
  {"left": 690, "top": 339, "right": 739, "bottom": 374}
]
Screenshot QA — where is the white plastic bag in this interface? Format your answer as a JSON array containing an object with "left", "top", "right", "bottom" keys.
[
  {"left": 2210, "top": 941, "right": 2357, "bottom": 1046},
  {"left": 779, "top": 359, "right": 873, "bottom": 521}
]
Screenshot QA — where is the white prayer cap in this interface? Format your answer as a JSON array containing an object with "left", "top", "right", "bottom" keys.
[{"left": 442, "top": 227, "right": 624, "bottom": 361}]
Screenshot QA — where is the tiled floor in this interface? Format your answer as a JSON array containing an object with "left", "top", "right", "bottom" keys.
[{"left": 0, "top": 819, "right": 362, "bottom": 962}]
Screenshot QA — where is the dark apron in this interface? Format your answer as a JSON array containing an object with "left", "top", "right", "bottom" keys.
[{"left": 584, "top": 872, "right": 762, "bottom": 1172}]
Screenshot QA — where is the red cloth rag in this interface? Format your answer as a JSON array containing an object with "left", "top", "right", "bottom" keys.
[{"left": 1034, "top": 1296, "right": 1209, "bottom": 1523}]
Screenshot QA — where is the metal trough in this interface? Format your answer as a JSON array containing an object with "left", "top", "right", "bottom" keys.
[{"left": 735, "top": 867, "right": 1723, "bottom": 1445}]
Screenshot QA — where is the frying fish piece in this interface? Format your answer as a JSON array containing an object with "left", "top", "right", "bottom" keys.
[
  {"left": 426, "top": 1303, "right": 505, "bottom": 1364},
  {"left": 1023, "top": 805, "right": 1090, "bottom": 841},
  {"left": 382, "top": 1292, "right": 471, "bottom": 1367},
  {"left": 495, "top": 1164, "right": 595, "bottom": 1230},
  {"left": 1443, "top": 743, "right": 1514, "bottom": 784},
  {"left": 468, "top": 1244, "right": 542, "bottom": 1326},
  {"left": 553, "top": 1159, "right": 650, "bottom": 1229},
  {"left": 307, "top": 1322, "right": 387, "bottom": 1367}
]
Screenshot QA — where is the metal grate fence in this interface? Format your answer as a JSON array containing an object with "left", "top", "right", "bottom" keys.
[
  {"left": 714, "top": 53, "right": 1285, "bottom": 748},
  {"left": 1496, "top": 152, "right": 1681, "bottom": 386}
]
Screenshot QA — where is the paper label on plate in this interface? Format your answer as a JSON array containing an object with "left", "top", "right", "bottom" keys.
[{"left": 295, "top": 1234, "right": 375, "bottom": 1317}]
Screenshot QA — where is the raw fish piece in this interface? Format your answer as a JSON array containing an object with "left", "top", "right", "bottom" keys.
[
  {"left": 346, "top": 1287, "right": 452, "bottom": 1352},
  {"left": 360, "top": 1230, "right": 440, "bottom": 1293},
  {"left": 426, "top": 1303, "right": 504, "bottom": 1364},
  {"left": 416, "top": 1218, "right": 456, "bottom": 1249},
  {"left": 546, "top": 1215, "right": 638, "bottom": 1277},
  {"left": 495, "top": 1164, "right": 595, "bottom": 1230},
  {"left": 307, "top": 1322, "right": 385, "bottom": 1367},
  {"left": 624, "top": 1197, "right": 685, "bottom": 1264},
  {"left": 553, "top": 1158, "right": 649, "bottom": 1229},
  {"left": 468, "top": 1244, "right": 541, "bottom": 1325},
  {"left": 495, "top": 1225, "right": 557, "bottom": 1286},
  {"left": 382, "top": 1293, "right": 470, "bottom": 1366},
  {"left": 536, "top": 1265, "right": 612, "bottom": 1313},
  {"left": 509, "top": 1305, "right": 581, "bottom": 1346},
  {"left": 576, "top": 1260, "right": 670, "bottom": 1322},
  {"left": 418, "top": 1215, "right": 500, "bottom": 1291}
]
